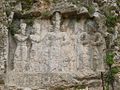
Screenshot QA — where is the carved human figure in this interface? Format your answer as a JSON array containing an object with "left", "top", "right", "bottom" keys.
[
  {"left": 48, "top": 12, "right": 62, "bottom": 72},
  {"left": 59, "top": 32, "right": 71, "bottom": 72},
  {"left": 79, "top": 32, "right": 91, "bottom": 72},
  {"left": 74, "top": 27, "right": 95, "bottom": 75},
  {"left": 75, "top": 29, "right": 84, "bottom": 71},
  {"left": 14, "top": 21, "right": 28, "bottom": 72},
  {"left": 29, "top": 22, "right": 41, "bottom": 72},
  {"left": 50, "top": 12, "right": 75, "bottom": 72},
  {"left": 46, "top": 32, "right": 61, "bottom": 73},
  {"left": 91, "top": 32, "right": 104, "bottom": 72},
  {"left": 85, "top": 20, "right": 105, "bottom": 72},
  {"left": 59, "top": 27, "right": 77, "bottom": 72}
]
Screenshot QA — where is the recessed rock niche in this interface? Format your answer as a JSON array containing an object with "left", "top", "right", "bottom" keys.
[{"left": 6, "top": 11, "right": 106, "bottom": 90}]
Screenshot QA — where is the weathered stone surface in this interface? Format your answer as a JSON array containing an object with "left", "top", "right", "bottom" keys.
[
  {"left": 114, "top": 73, "right": 120, "bottom": 90},
  {"left": 0, "top": 23, "right": 8, "bottom": 80},
  {"left": 1, "top": 0, "right": 120, "bottom": 90},
  {"left": 5, "top": 10, "right": 106, "bottom": 89}
]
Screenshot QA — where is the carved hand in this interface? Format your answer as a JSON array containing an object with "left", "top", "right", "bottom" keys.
[
  {"left": 14, "top": 34, "right": 28, "bottom": 41},
  {"left": 30, "top": 35, "right": 41, "bottom": 43}
]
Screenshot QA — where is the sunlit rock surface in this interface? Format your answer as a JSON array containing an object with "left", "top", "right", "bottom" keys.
[{"left": 0, "top": 0, "right": 119, "bottom": 90}]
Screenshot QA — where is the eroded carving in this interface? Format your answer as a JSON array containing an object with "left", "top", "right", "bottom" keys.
[
  {"left": 14, "top": 20, "right": 28, "bottom": 72},
  {"left": 85, "top": 19, "right": 105, "bottom": 72},
  {"left": 7, "top": 16, "right": 106, "bottom": 89},
  {"left": 29, "top": 22, "right": 41, "bottom": 72}
]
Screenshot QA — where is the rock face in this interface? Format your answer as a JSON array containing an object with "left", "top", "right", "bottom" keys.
[
  {"left": 0, "top": 0, "right": 8, "bottom": 90},
  {"left": 0, "top": 0, "right": 119, "bottom": 90},
  {"left": 5, "top": 11, "right": 106, "bottom": 89}
]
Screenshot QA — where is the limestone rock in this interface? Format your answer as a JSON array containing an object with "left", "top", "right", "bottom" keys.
[
  {"left": 5, "top": 11, "right": 106, "bottom": 89},
  {"left": 1, "top": 0, "right": 120, "bottom": 90}
]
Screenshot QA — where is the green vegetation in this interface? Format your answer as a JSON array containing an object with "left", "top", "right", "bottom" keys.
[
  {"left": 9, "top": 26, "right": 19, "bottom": 36},
  {"left": 105, "top": 51, "right": 119, "bottom": 90},
  {"left": 9, "top": 18, "right": 35, "bottom": 36},
  {"left": 106, "top": 15, "right": 117, "bottom": 28},
  {"left": 104, "top": 2, "right": 120, "bottom": 88},
  {"left": 41, "top": 11, "right": 51, "bottom": 18},
  {"left": 116, "top": 0, "right": 120, "bottom": 7},
  {"left": 87, "top": 5, "right": 95, "bottom": 15},
  {"left": 105, "top": 13, "right": 118, "bottom": 34},
  {"left": 8, "top": 20, "right": 20, "bottom": 36},
  {"left": 106, "top": 51, "right": 114, "bottom": 66},
  {"left": 25, "top": 19, "right": 34, "bottom": 26},
  {"left": 103, "top": 2, "right": 119, "bottom": 34}
]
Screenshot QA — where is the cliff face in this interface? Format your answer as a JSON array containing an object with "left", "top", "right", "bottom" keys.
[{"left": 0, "top": 0, "right": 120, "bottom": 90}]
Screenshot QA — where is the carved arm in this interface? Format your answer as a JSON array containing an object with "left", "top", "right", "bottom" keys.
[
  {"left": 14, "top": 34, "right": 28, "bottom": 42},
  {"left": 30, "top": 35, "right": 41, "bottom": 43}
]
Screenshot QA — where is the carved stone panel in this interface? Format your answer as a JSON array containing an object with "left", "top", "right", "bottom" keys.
[{"left": 7, "top": 16, "right": 106, "bottom": 89}]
